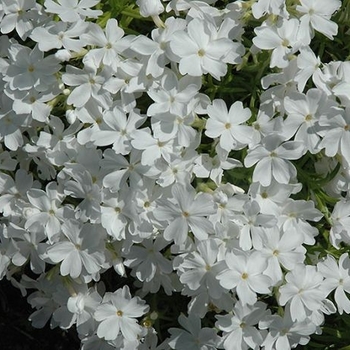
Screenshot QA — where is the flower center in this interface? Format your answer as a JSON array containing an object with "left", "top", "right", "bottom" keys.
[
  {"left": 116, "top": 310, "right": 123, "bottom": 317},
  {"left": 272, "top": 249, "right": 279, "bottom": 256},
  {"left": 281, "top": 39, "right": 289, "bottom": 47},
  {"left": 197, "top": 49, "right": 205, "bottom": 57}
]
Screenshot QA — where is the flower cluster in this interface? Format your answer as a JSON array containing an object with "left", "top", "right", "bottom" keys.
[{"left": 1, "top": 0, "right": 350, "bottom": 349}]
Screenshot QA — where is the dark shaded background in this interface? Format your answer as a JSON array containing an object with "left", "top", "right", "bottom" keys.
[{"left": 0, "top": 279, "right": 80, "bottom": 350}]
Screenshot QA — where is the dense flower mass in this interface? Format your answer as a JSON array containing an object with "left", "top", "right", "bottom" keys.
[{"left": 1, "top": 0, "right": 350, "bottom": 349}]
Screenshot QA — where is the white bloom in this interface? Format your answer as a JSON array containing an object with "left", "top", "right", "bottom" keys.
[
  {"left": 329, "top": 199, "right": 350, "bottom": 247},
  {"left": 45, "top": 220, "right": 106, "bottom": 280},
  {"left": 253, "top": 18, "right": 300, "bottom": 68},
  {"left": 216, "top": 301, "right": 268, "bottom": 350},
  {"left": 176, "top": 239, "right": 227, "bottom": 299},
  {"left": 318, "top": 107, "right": 350, "bottom": 166},
  {"left": 168, "top": 313, "right": 221, "bottom": 350},
  {"left": 217, "top": 250, "right": 272, "bottom": 305},
  {"left": 279, "top": 264, "right": 326, "bottom": 322},
  {"left": 260, "top": 305, "right": 316, "bottom": 350},
  {"left": 154, "top": 183, "right": 216, "bottom": 245},
  {"left": 205, "top": 99, "right": 252, "bottom": 152},
  {"left": 81, "top": 19, "right": 127, "bottom": 71},
  {"left": 259, "top": 226, "right": 306, "bottom": 285},
  {"left": 318, "top": 254, "right": 350, "bottom": 314},
  {"left": 283, "top": 89, "right": 338, "bottom": 154},
  {"left": 44, "top": 0, "right": 102, "bottom": 22},
  {"left": 170, "top": 18, "right": 242, "bottom": 80},
  {"left": 0, "top": 0, "right": 39, "bottom": 39},
  {"left": 25, "top": 182, "right": 65, "bottom": 243},
  {"left": 30, "top": 20, "right": 88, "bottom": 52},
  {"left": 62, "top": 63, "right": 112, "bottom": 109},
  {"left": 296, "top": 0, "right": 341, "bottom": 43},
  {"left": 4, "top": 43, "right": 60, "bottom": 92},
  {"left": 244, "top": 134, "right": 305, "bottom": 187},
  {"left": 252, "top": 0, "right": 287, "bottom": 19},
  {"left": 94, "top": 285, "right": 149, "bottom": 341},
  {"left": 136, "top": 0, "right": 164, "bottom": 17}
]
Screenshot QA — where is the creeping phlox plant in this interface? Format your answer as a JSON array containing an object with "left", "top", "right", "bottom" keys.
[{"left": 2, "top": 0, "right": 350, "bottom": 349}]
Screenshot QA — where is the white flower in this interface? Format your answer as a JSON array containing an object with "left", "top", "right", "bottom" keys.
[
  {"left": 318, "top": 254, "right": 350, "bottom": 314},
  {"left": 67, "top": 285, "right": 102, "bottom": 336},
  {"left": 131, "top": 128, "right": 175, "bottom": 166},
  {"left": 154, "top": 183, "right": 216, "bottom": 245},
  {"left": 168, "top": 313, "right": 221, "bottom": 350},
  {"left": 216, "top": 301, "right": 268, "bottom": 350},
  {"left": 170, "top": 18, "right": 241, "bottom": 80},
  {"left": 252, "top": 0, "right": 287, "bottom": 19},
  {"left": 64, "top": 169, "right": 102, "bottom": 223},
  {"left": 101, "top": 149, "right": 158, "bottom": 192},
  {"left": 45, "top": 220, "right": 106, "bottom": 280},
  {"left": 0, "top": 224, "right": 17, "bottom": 279},
  {"left": 283, "top": 89, "right": 338, "bottom": 154},
  {"left": 124, "top": 236, "right": 172, "bottom": 283},
  {"left": 62, "top": 63, "right": 112, "bottom": 109},
  {"left": 4, "top": 43, "right": 60, "bottom": 92},
  {"left": 329, "top": 199, "right": 350, "bottom": 247},
  {"left": 175, "top": 239, "right": 227, "bottom": 299},
  {"left": 259, "top": 226, "right": 306, "bottom": 285},
  {"left": 253, "top": 18, "right": 300, "bottom": 68},
  {"left": 318, "top": 107, "right": 350, "bottom": 166},
  {"left": 94, "top": 285, "right": 149, "bottom": 341},
  {"left": 295, "top": 46, "right": 322, "bottom": 92},
  {"left": 279, "top": 264, "right": 326, "bottom": 322},
  {"left": 0, "top": 93, "right": 25, "bottom": 151},
  {"left": 44, "top": 0, "right": 102, "bottom": 22},
  {"left": 100, "top": 187, "right": 137, "bottom": 241},
  {"left": 0, "top": 0, "right": 38, "bottom": 40},
  {"left": 233, "top": 200, "right": 276, "bottom": 251},
  {"left": 81, "top": 19, "right": 127, "bottom": 71},
  {"left": 205, "top": 99, "right": 252, "bottom": 152},
  {"left": 30, "top": 20, "right": 88, "bottom": 52},
  {"left": 278, "top": 198, "right": 323, "bottom": 245},
  {"left": 10, "top": 88, "right": 57, "bottom": 122},
  {"left": 244, "top": 134, "right": 305, "bottom": 187},
  {"left": 136, "top": 0, "right": 164, "bottom": 17},
  {"left": 217, "top": 250, "right": 272, "bottom": 305},
  {"left": 25, "top": 182, "right": 65, "bottom": 243},
  {"left": 0, "top": 169, "right": 34, "bottom": 218},
  {"left": 260, "top": 305, "right": 317, "bottom": 350},
  {"left": 147, "top": 69, "right": 201, "bottom": 117},
  {"left": 130, "top": 17, "right": 187, "bottom": 78},
  {"left": 90, "top": 106, "right": 146, "bottom": 155},
  {"left": 296, "top": 0, "right": 341, "bottom": 43}
]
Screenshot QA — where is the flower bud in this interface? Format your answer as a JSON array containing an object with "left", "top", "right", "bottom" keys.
[{"left": 136, "top": 0, "right": 164, "bottom": 17}]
